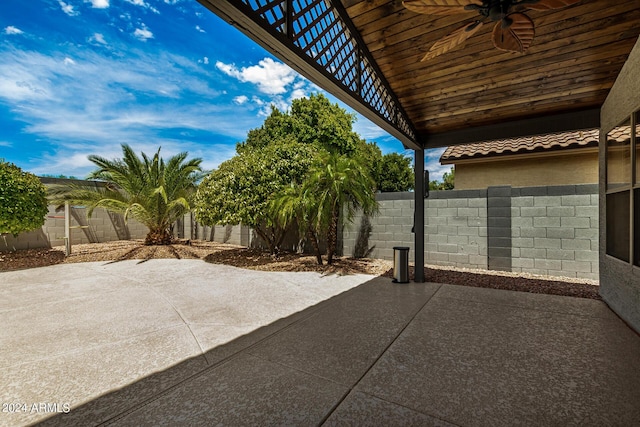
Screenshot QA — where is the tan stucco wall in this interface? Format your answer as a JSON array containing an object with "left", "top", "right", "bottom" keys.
[{"left": 453, "top": 151, "right": 598, "bottom": 190}]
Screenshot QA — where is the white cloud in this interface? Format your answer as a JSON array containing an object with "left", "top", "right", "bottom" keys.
[
  {"left": 425, "top": 147, "right": 449, "bottom": 181},
  {"left": 125, "top": 0, "right": 159, "bottom": 13},
  {"left": 89, "top": 33, "right": 106, "bottom": 44},
  {"left": 86, "top": 0, "right": 109, "bottom": 8},
  {"left": 133, "top": 25, "right": 153, "bottom": 41},
  {"left": 0, "top": 141, "right": 12, "bottom": 147},
  {"left": 197, "top": 56, "right": 209, "bottom": 65},
  {"left": 4, "top": 26, "right": 23, "bottom": 35},
  {"left": 0, "top": 47, "right": 259, "bottom": 177},
  {"left": 352, "top": 117, "right": 388, "bottom": 140},
  {"left": 63, "top": 57, "right": 76, "bottom": 65},
  {"left": 58, "top": 1, "right": 79, "bottom": 16},
  {"left": 215, "top": 57, "right": 297, "bottom": 95},
  {"left": 195, "top": 25, "right": 205, "bottom": 33},
  {"left": 289, "top": 88, "right": 306, "bottom": 102},
  {"left": 233, "top": 95, "right": 248, "bottom": 105}
]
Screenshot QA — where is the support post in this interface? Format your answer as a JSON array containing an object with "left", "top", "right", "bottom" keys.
[
  {"left": 414, "top": 149, "right": 425, "bottom": 282},
  {"left": 64, "top": 202, "right": 71, "bottom": 256}
]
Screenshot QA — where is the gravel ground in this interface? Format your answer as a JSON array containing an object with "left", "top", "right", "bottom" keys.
[{"left": 0, "top": 239, "right": 600, "bottom": 300}]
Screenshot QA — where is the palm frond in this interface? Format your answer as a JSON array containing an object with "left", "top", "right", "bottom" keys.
[{"left": 48, "top": 145, "right": 204, "bottom": 242}]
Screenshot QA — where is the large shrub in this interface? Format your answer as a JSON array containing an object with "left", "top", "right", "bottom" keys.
[
  {"left": 195, "top": 140, "right": 316, "bottom": 253},
  {"left": 0, "top": 161, "right": 48, "bottom": 236}
]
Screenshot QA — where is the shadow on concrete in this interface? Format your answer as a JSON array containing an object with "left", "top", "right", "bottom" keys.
[{"left": 37, "top": 277, "right": 640, "bottom": 426}]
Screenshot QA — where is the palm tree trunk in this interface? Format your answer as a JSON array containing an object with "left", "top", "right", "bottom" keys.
[
  {"left": 274, "top": 225, "right": 288, "bottom": 255},
  {"left": 307, "top": 227, "right": 323, "bottom": 265},
  {"left": 327, "top": 207, "right": 339, "bottom": 265},
  {"left": 145, "top": 227, "right": 173, "bottom": 245}
]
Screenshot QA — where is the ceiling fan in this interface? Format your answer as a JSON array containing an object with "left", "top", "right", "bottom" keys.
[{"left": 403, "top": 0, "right": 581, "bottom": 61}]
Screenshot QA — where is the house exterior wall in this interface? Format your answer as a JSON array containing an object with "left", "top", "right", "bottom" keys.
[
  {"left": 343, "top": 184, "right": 599, "bottom": 280},
  {"left": 599, "top": 36, "right": 640, "bottom": 333},
  {"left": 452, "top": 151, "right": 598, "bottom": 190}
]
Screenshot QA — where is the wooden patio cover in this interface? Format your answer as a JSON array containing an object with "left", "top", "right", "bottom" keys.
[
  {"left": 197, "top": 0, "right": 639, "bottom": 281},
  {"left": 198, "top": 0, "right": 639, "bottom": 149}
]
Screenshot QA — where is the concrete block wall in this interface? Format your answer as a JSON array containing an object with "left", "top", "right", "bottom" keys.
[
  {"left": 424, "top": 190, "right": 487, "bottom": 269},
  {"left": 1, "top": 205, "right": 148, "bottom": 252},
  {"left": 1, "top": 205, "right": 251, "bottom": 252},
  {"left": 343, "top": 190, "right": 488, "bottom": 269},
  {"left": 511, "top": 185, "right": 599, "bottom": 280},
  {"left": 177, "top": 213, "right": 250, "bottom": 247},
  {"left": 344, "top": 184, "right": 598, "bottom": 280},
  {"left": 343, "top": 193, "right": 416, "bottom": 262}
]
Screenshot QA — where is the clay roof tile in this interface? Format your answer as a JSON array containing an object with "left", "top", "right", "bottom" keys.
[{"left": 439, "top": 128, "right": 619, "bottom": 163}]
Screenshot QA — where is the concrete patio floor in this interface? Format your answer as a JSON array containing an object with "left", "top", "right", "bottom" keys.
[{"left": 1, "top": 260, "right": 639, "bottom": 426}]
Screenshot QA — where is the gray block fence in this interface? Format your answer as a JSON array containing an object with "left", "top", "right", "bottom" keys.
[
  {"left": 343, "top": 184, "right": 599, "bottom": 281},
  {"left": 1, "top": 178, "right": 249, "bottom": 252},
  {"left": 2, "top": 178, "right": 598, "bottom": 281},
  {"left": 0, "top": 206, "right": 250, "bottom": 252}
]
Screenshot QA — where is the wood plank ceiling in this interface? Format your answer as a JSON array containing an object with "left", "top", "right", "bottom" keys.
[{"left": 340, "top": 0, "right": 640, "bottom": 146}]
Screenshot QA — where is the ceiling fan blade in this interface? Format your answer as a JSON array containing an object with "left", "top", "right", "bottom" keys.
[
  {"left": 525, "top": 0, "right": 581, "bottom": 11},
  {"left": 421, "top": 21, "right": 483, "bottom": 61},
  {"left": 491, "top": 13, "right": 535, "bottom": 53},
  {"left": 403, "top": 0, "right": 481, "bottom": 16}
]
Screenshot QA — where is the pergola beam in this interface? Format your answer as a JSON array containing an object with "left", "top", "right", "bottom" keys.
[{"left": 197, "top": 0, "right": 420, "bottom": 150}]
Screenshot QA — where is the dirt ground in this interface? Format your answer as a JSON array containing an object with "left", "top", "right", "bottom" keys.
[{"left": 0, "top": 239, "right": 601, "bottom": 300}]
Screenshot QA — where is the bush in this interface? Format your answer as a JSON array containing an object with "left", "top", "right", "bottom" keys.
[{"left": 0, "top": 161, "right": 48, "bottom": 236}]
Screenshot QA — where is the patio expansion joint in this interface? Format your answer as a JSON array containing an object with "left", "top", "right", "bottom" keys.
[
  {"left": 128, "top": 278, "right": 210, "bottom": 358},
  {"left": 0, "top": 285, "right": 131, "bottom": 315},
  {"left": 317, "top": 283, "right": 446, "bottom": 426},
  {"left": 0, "top": 323, "right": 188, "bottom": 371}
]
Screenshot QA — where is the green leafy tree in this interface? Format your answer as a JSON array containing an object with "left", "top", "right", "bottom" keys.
[
  {"left": 429, "top": 167, "right": 455, "bottom": 191},
  {"left": 198, "top": 95, "right": 384, "bottom": 256},
  {"left": 356, "top": 140, "right": 383, "bottom": 190},
  {"left": 378, "top": 153, "right": 414, "bottom": 192},
  {"left": 49, "top": 144, "right": 203, "bottom": 245},
  {"left": 195, "top": 140, "right": 316, "bottom": 254},
  {"left": 304, "top": 152, "right": 378, "bottom": 264},
  {"left": 239, "top": 94, "right": 361, "bottom": 156},
  {"left": 0, "top": 161, "right": 48, "bottom": 237},
  {"left": 239, "top": 106, "right": 292, "bottom": 151},
  {"left": 289, "top": 93, "right": 360, "bottom": 155}
]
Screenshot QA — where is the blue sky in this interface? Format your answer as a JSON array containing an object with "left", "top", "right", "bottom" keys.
[{"left": 0, "top": 0, "right": 448, "bottom": 180}]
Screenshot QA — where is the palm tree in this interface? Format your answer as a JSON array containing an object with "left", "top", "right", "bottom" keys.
[
  {"left": 270, "top": 182, "right": 324, "bottom": 265},
  {"left": 49, "top": 144, "right": 203, "bottom": 245},
  {"left": 305, "top": 152, "right": 377, "bottom": 264}
]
